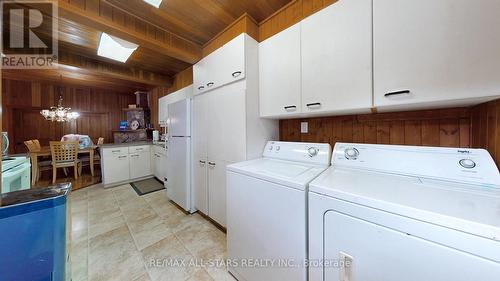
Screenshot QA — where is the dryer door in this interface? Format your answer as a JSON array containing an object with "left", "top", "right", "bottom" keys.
[{"left": 323, "top": 210, "right": 500, "bottom": 281}]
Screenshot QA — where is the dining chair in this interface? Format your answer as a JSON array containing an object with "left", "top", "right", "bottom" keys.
[
  {"left": 80, "top": 137, "right": 104, "bottom": 176},
  {"left": 50, "top": 141, "right": 81, "bottom": 183},
  {"left": 25, "top": 140, "right": 52, "bottom": 182}
]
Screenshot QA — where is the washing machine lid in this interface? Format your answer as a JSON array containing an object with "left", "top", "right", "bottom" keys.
[
  {"left": 227, "top": 158, "right": 328, "bottom": 190},
  {"left": 309, "top": 167, "right": 500, "bottom": 241}
]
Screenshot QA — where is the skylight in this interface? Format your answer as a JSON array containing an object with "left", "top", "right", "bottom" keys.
[
  {"left": 143, "top": 0, "right": 163, "bottom": 8},
  {"left": 97, "top": 33, "right": 139, "bottom": 63}
]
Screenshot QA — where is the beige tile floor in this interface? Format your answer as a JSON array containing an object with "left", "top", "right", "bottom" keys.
[{"left": 70, "top": 184, "right": 237, "bottom": 281}]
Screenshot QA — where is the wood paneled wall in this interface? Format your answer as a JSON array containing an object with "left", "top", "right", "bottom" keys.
[
  {"left": 2, "top": 79, "right": 135, "bottom": 153},
  {"left": 280, "top": 104, "right": 500, "bottom": 168},
  {"left": 203, "top": 14, "right": 259, "bottom": 57},
  {"left": 280, "top": 107, "right": 471, "bottom": 147},
  {"left": 471, "top": 100, "right": 500, "bottom": 167},
  {"left": 259, "top": 0, "right": 337, "bottom": 41}
]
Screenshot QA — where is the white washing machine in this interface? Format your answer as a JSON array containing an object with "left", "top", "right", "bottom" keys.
[
  {"left": 309, "top": 143, "right": 500, "bottom": 281},
  {"left": 227, "top": 141, "right": 332, "bottom": 281}
]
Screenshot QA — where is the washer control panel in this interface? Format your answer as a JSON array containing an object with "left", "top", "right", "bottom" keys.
[
  {"left": 344, "top": 147, "right": 360, "bottom": 160},
  {"left": 332, "top": 143, "right": 500, "bottom": 187},
  {"left": 263, "top": 141, "right": 332, "bottom": 165}
]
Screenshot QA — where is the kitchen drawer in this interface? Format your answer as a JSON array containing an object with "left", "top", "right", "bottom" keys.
[
  {"left": 103, "top": 147, "right": 129, "bottom": 156},
  {"left": 129, "top": 145, "right": 150, "bottom": 153}
]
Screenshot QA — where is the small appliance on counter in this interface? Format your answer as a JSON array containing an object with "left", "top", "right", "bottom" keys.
[
  {"left": 0, "top": 183, "right": 71, "bottom": 281},
  {"left": 152, "top": 130, "right": 160, "bottom": 143}
]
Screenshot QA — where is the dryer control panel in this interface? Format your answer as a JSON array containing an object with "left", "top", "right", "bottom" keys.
[
  {"left": 263, "top": 141, "right": 332, "bottom": 165},
  {"left": 332, "top": 143, "right": 500, "bottom": 187}
]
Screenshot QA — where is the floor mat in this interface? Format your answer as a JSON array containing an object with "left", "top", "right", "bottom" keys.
[{"left": 130, "top": 178, "right": 165, "bottom": 196}]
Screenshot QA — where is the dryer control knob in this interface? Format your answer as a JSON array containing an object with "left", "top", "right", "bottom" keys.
[
  {"left": 344, "top": 148, "right": 359, "bottom": 159},
  {"left": 307, "top": 147, "right": 318, "bottom": 157},
  {"left": 459, "top": 159, "right": 476, "bottom": 169}
]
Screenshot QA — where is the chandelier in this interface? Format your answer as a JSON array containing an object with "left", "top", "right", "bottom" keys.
[{"left": 40, "top": 95, "right": 80, "bottom": 122}]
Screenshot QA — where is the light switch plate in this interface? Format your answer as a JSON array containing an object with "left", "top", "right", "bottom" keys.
[{"left": 301, "top": 122, "right": 308, "bottom": 134}]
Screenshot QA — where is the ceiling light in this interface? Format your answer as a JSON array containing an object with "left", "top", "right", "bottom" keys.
[
  {"left": 97, "top": 33, "right": 138, "bottom": 63},
  {"left": 143, "top": 0, "right": 163, "bottom": 8}
]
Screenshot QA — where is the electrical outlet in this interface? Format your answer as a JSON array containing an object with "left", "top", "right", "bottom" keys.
[{"left": 301, "top": 122, "right": 308, "bottom": 134}]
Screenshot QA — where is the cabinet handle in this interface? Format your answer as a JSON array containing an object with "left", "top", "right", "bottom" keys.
[
  {"left": 207, "top": 82, "right": 214, "bottom": 87},
  {"left": 112, "top": 150, "right": 121, "bottom": 153},
  {"left": 384, "top": 90, "right": 410, "bottom": 97},
  {"left": 135, "top": 148, "right": 143, "bottom": 151},
  {"left": 118, "top": 155, "right": 127, "bottom": 159},
  {"left": 306, "top": 102, "right": 322, "bottom": 109},
  {"left": 198, "top": 85, "right": 205, "bottom": 90},
  {"left": 208, "top": 162, "right": 216, "bottom": 167},
  {"left": 232, "top": 71, "right": 242, "bottom": 78},
  {"left": 199, "top": 160, "right": 206, "bottom": 165},
  {"left": 284, "top": 105, "right": 297, "bottom": 111}
]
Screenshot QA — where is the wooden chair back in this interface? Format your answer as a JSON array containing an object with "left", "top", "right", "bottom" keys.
[
  {"left": 97, "top": 137, "right": 104, "bottom": 145},
  {"left": 24, "top": 140, "right": 38, "bottom": 152},
  {"left": 50, "top": 141, "right": 79, "bottom": 164},
  {"left": 32, "top": 139, "right": 41, "bottom": 150}
]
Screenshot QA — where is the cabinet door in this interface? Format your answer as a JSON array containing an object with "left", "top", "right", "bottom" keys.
[
  {"left": 193, "top": 158, "right": 208, "bottom": 214},
  {"left": 103, "top": 153, "right": 129, "bottom": 184},
  {"left": 158, "top": 96, "right": 168, "bottom": 126},
  {"left": 130, "top": 151, "right": 151, "bottom": 179},
  {"left": 208, "top": 159, "right": 230, "bottom": 227},
  {"left": 374, "top": 0, "right": 500, "bottom": 110},
  {"left": 218, "top": 34, "right": 246, "bottom": 86},
  {"left": 193, "top": 57, "right": 207, "bottom": 95},
  {"left": 192, "top": 93, "right": 208, "bottom": 159},
  {"left": 259, "top": 23, "right": 302, "bottom": 118},
  {"left": 161, "top": 152, "right": 168, "bottom": 184},
  {"left": 301, "top": 0, "right": 372, "bottom": 115},
  {"left": 207, "top": 86, "right": 246, "bottom": 163}
]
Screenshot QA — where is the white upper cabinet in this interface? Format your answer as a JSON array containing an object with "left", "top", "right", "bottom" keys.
[
  {"left": 194, "top": 34, "right": 247, "bottom": 95},
  {"left": 301, "top": 0, "right": 373, "bottom": 116},
  {"left": 193, "top": 57, "right": 207, "bottom": 94},
  {"left": 259, "top": 23, "right": 302, "bottom": 118},
  {"left": 158, "top": 96, "right": 168, "bottom": 126},
  {"left": 374, "top": 0, "right": 500, "bottom": 111}
]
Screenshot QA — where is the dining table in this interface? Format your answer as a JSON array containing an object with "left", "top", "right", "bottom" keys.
[{"left": 29, "top": 145, "right": 98, "bottom": 185}]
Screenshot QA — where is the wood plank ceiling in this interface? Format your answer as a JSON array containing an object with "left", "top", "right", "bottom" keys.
[{"left": 3, "top": 0, "right": 292, "bottom": 93}]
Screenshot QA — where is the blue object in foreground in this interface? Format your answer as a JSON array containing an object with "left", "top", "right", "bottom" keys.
[{"left": 0, "top": 183, "right": 71, "bottom": 281}]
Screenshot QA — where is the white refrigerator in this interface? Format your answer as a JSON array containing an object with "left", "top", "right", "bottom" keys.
[{"left": 166, "top": 98, "right": 194, "bottom": 213}]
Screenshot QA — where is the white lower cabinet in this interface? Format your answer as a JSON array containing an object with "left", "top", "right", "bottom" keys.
[
  {"left": 102, "top": 149, "right": 130, "bottom": 185},
  {"left": 102, "top": 145, "right": 154, "bottom": 187},
  {"left": 130, "top": 151, "right": 151, "bottom": 179},
  {"left": 152, "top": 145, "right": 167, "bottom": 183},
  {"left": 193, "top": 158, "right": 208, "bottom": 214},
  {"left": 207, "top": 159, "right": 230, "bottom": 227}
]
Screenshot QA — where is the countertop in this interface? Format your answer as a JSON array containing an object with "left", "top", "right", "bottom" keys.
[
  {"left": 98, "top": 141, "right": 154, "bottom": 148},
  {"left": 98, "top": 141, "right": 166, "bottom": 149},
  {"left": 0, "top": 183, "right": 71, "bottom": 209}
]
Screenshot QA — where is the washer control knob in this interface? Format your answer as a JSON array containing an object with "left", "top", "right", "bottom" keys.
[
  {"left": 459, "top": 159, "right": 476, "bottom": 169},
  {"left": 276, "top": 146, "right": 281, "bottom": 151},
  {"left": 307, "top": 147, "right": 318, "bottom": 157},
  {"left": 344, "top": 148, "right": 359, "bottom": 160},
  {"left": 268, "top": 145, "right": 273, "bottom": 151}
]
